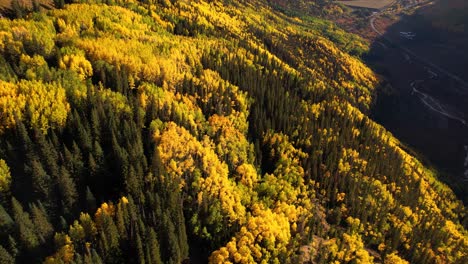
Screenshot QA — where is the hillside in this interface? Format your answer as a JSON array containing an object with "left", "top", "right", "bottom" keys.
[
  {"left": 421, "top": 0, "right": 468, "bottom": 33},
  {"left": 0, "top": 0, "right": 466, "bottom": 263}
]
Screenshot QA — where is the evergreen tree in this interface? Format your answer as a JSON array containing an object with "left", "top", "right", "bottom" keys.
[
  {"left": 57, "top": 166, "right": 77, "bottom": 215},
  {"left": 135, "top": 232, "right": 145, "bottom": 264},
  {"left": 163, "top": 212, "right": 181, "bottom": 264},
  {"left": 34, "top": 128, "right": 59, "bottom": 180},
  {"left": 147, "top": 228, "right": 162, "bottom": 264},
  {"left": 11, "top": 197, "right": 39, "bottom": 251},
  {"left": 30, "top": 203, "right": 53, "bottom": 243},
  {"left": 0, "top": 159, "right": 11, "bottom": 203},
  {"left": 91, "top": 250, "right": 103, "bottom": 264},
  {"left": 0, "top": 1, "right": 466, "bottom": 263},
  {"left": 98, "top": 214, "right": 120, "bottom": 262},
  {"left": 53, "top": 0, "right": 65, "bottom": 9},
  {"left": 0, "top": 245, "right": 14, "bottom": 264},
  {"left": 0, "top": 204, "right": 14, "bottom": 237},
  {"left": 7, "top": 236, "right": 18, "bottom": 258},
  {"left": 59, "top": 216, "right": 68, "bottom": 231},
  {"left": 11, "top": 0, "right": 24, "bottom": 18},
  {"left": 29, "top": 159, "right": 51, "bottom": 202},
  {"left": 85, "top": 187, "right": 97, "bottom": 213},
  {"left": 32, "top": 0, "right": 40, "bottom": 12}
]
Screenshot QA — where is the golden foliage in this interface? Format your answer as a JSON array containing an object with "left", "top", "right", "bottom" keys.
[
  {"left": 1, "top": 1, "right": 465, "bottom": 263},
  {"left": 384, "top": 252, "right": 409, "bottom": 264},
  {"left": 0, "top": 80, "right": 69, "bottom": 133},
  {"left": 0, "top": 80, "right": 26, "bottom": 133},
  {"left": 0, "top": 159, "right": 11, "bottom": 195},
  {"left": 209, "top": 204, "right": 291, "bottom": 264},
  {"left": 58, "top": 49, "right": 93, "bottom": 80},
  {"left": 157, "top": 122, "right": 246, "bottom": 225},
  {"left": 95, "top": 202, "right": 115, "bottom": 229},
  {"left": 44, "top": 233, "right": 74, "bottom": 264}
]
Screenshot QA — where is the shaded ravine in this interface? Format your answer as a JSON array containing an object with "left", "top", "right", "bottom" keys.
[
  {"left": 366, "top": 2, "right": 468, "bottom": 203},
  {"left": 370, "top": 2, "right": 468, "bottom": 88},
  {"left": 410, "top": 80, "right": 466, "bottom": 125}
]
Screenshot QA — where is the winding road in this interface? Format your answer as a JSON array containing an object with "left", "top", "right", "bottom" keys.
[
  {"left": 369, "top": 2, "right": 468, "bottom": 89},
  {"left": 369, "top": 1, "right": 468, "bottom": 125},
  {"left": 370, "top": 1, "right": 468, "bottom": 182},
  {"left": 410, "top": 80, "right": 467, "bottom": 125}
]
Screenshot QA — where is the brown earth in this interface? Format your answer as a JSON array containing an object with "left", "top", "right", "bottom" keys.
[
  {"left": 335, "top": 0, "right": 395, "bottom": 10},
  {"left": 0, "top": 0, "right": 53, "bottom": 10}
]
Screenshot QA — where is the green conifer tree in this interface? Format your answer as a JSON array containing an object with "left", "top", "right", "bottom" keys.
[
  {"left": 30, "top": 203, "right": 53, "bottom": 243},
  {"left": 148, "top": 228, "right": 162, "bottom": 264},
  {"left": 11, "top": 197, "right": 39, "bottom": 250},
  {"left": 0, "top": 245, "right": 14, "bottom": 264},
  {"left": 85, "top": 187, "right": 97, "bottom": 213}
]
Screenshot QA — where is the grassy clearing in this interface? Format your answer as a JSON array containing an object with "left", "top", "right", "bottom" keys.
[
  {"left": 0, "top": 0, "right": 52, "bottom": 10},
  {"left": 335, "top": 0, "right": 394, "bottom": 10}
]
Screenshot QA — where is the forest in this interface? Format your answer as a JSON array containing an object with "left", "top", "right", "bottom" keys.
[{"left": 0, "top": 0, "right": 466, "bottom": 263}]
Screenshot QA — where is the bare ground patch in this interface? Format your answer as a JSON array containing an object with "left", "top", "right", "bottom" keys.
[{"left": 335, "top": 0, "right": 395, "bottom": 10}]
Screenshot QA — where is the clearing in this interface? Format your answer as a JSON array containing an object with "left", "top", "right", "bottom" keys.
[
  {"left": 0, "top": 0, "right": 52, "bottom": 10},
  {"left": 335, "top": 0, "right": 395, "bottom": 10}
]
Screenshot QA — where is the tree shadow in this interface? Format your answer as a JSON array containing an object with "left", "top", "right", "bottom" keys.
[
  {"left": 365, "top": 9, "right": 468, "bottom": 204},
  {"left": 0, "top": 6, "right": 14, "bottom": 18}
]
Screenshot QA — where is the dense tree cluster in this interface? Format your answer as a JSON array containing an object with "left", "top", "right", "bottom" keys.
[{"left": 0, "top": 0, "right": 466, "bottom": 263}]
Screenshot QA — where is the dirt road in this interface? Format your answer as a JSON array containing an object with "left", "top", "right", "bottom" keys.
[{"left": 369, "top": 2, "right": 468, "bottom": 88}]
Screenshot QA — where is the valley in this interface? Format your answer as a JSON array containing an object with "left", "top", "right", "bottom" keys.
[
  {"left": 0, "top": 1, "right": 465, "bottom": 263},
  {"left": 361, "top": 0, "right": 468, "bottom": 202},
  {"left": 335, "top": 0, "right": 395, "bottom": 10}
]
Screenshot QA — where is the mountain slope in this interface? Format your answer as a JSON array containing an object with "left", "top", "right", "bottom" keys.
[
  {"left": 422, "top": 0, "right": 468, "bottom": 33},
  {"left": 0, "top": 0, "right": 466, "bottom": 263}
]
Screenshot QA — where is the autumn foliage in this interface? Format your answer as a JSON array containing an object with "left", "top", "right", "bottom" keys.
[{"left": 0, "top": 0, "right": 465, "bottom": 263}]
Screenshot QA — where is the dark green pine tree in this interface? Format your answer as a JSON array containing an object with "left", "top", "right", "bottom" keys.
[
  {"left": 71, "top": 141, "right": 85, "bottom": 182},
  {"left": 0, "top": 204, "right": 14, "bottom": 237},
  {"left": 30, "top": 202, "right": 53, "bottom": 243},
  {"left": 32, "top": 0, "right": 41, "bottom": 12},
  {"left": 59, "top": 216, "right": 68, "bottom": 231},
  {"left": 63, "top": 145, "right": 74, "bottom": 174},
  {"left": 57, "top": 166, "right": 78, "bottom": 215},
  {"left": 83, "top": 251, "right": 92, "bottom": 264},
  {"left": 176, "top": 205, "right": 189, "bottom": 260},
  {"left": 91, "top": 249, "right": 103, "bottom": 264},
  {"left": 0, "top": 245, "right": 14, "bottom": 264},
  {"left": 88, "top": 153, "right": 98, "bottom": 178},
  {"left": 135, "top": 232, "right": 145, "bottom": 264},
  {"left": 85, "top": 186, "right": 97, "bottom": 213},
  {"left": 93, "top": 140, "right": 104, "bottom": 165},
  {"left": 84, "top": 249, "right": 103, "bottom": 264},
  {"left": 99, "top": 213, "right": 120, "bottom": 262},
  {"left": 11, "top": 197, "right": 39, "bottom": 251},
  {"left": 49, "top": 130, "right": 60, "bottom": 150},
  {"left": 29, "top": 159, "right": 51, "bottom": 202},
  {"left": 162, "top": 212, "right": 181, "bottom": 264},
  {"left": 145, "top": 245, "right": 152, "bottom": 264},
  {"left": 125, "top": 165, "right": 140, "bottom": 199},
  {"left": 11, "top": 0, "right": 23, "bottom": 18},
  {"left": 137, "top": 217, "right": 147, "bottom": 240},
  {"left": 114, "top": 203, "right": 127, "bottom": 240},
  {"left": 34, "top": 128, "right": 59, "bottom": 179},
  {"left": 90, "top": 108, "right": 101, "bottom": 141},
  {"left": 147, "top": 228, "right": 162, "bottom": 264},
  {"left": 16, "top": 122, "right": 33, "bottom": 158},
  {"left": 165, "top": 180, "right": 189, "bottom": 260},
  {"left": 8, "top": 236, "right": 18, "bottom": 258},
  {"left": 74, "top": 253, "right": 84, "bottom": 264},
  {"left": 75, "top": 111, "right": 92, "bottom": 153},
  {"left": 53, "top": 0, "right": 65, "bottom": 9},
  {"left": 13, "top": 122, "right": 35, "bottom": 201}
]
